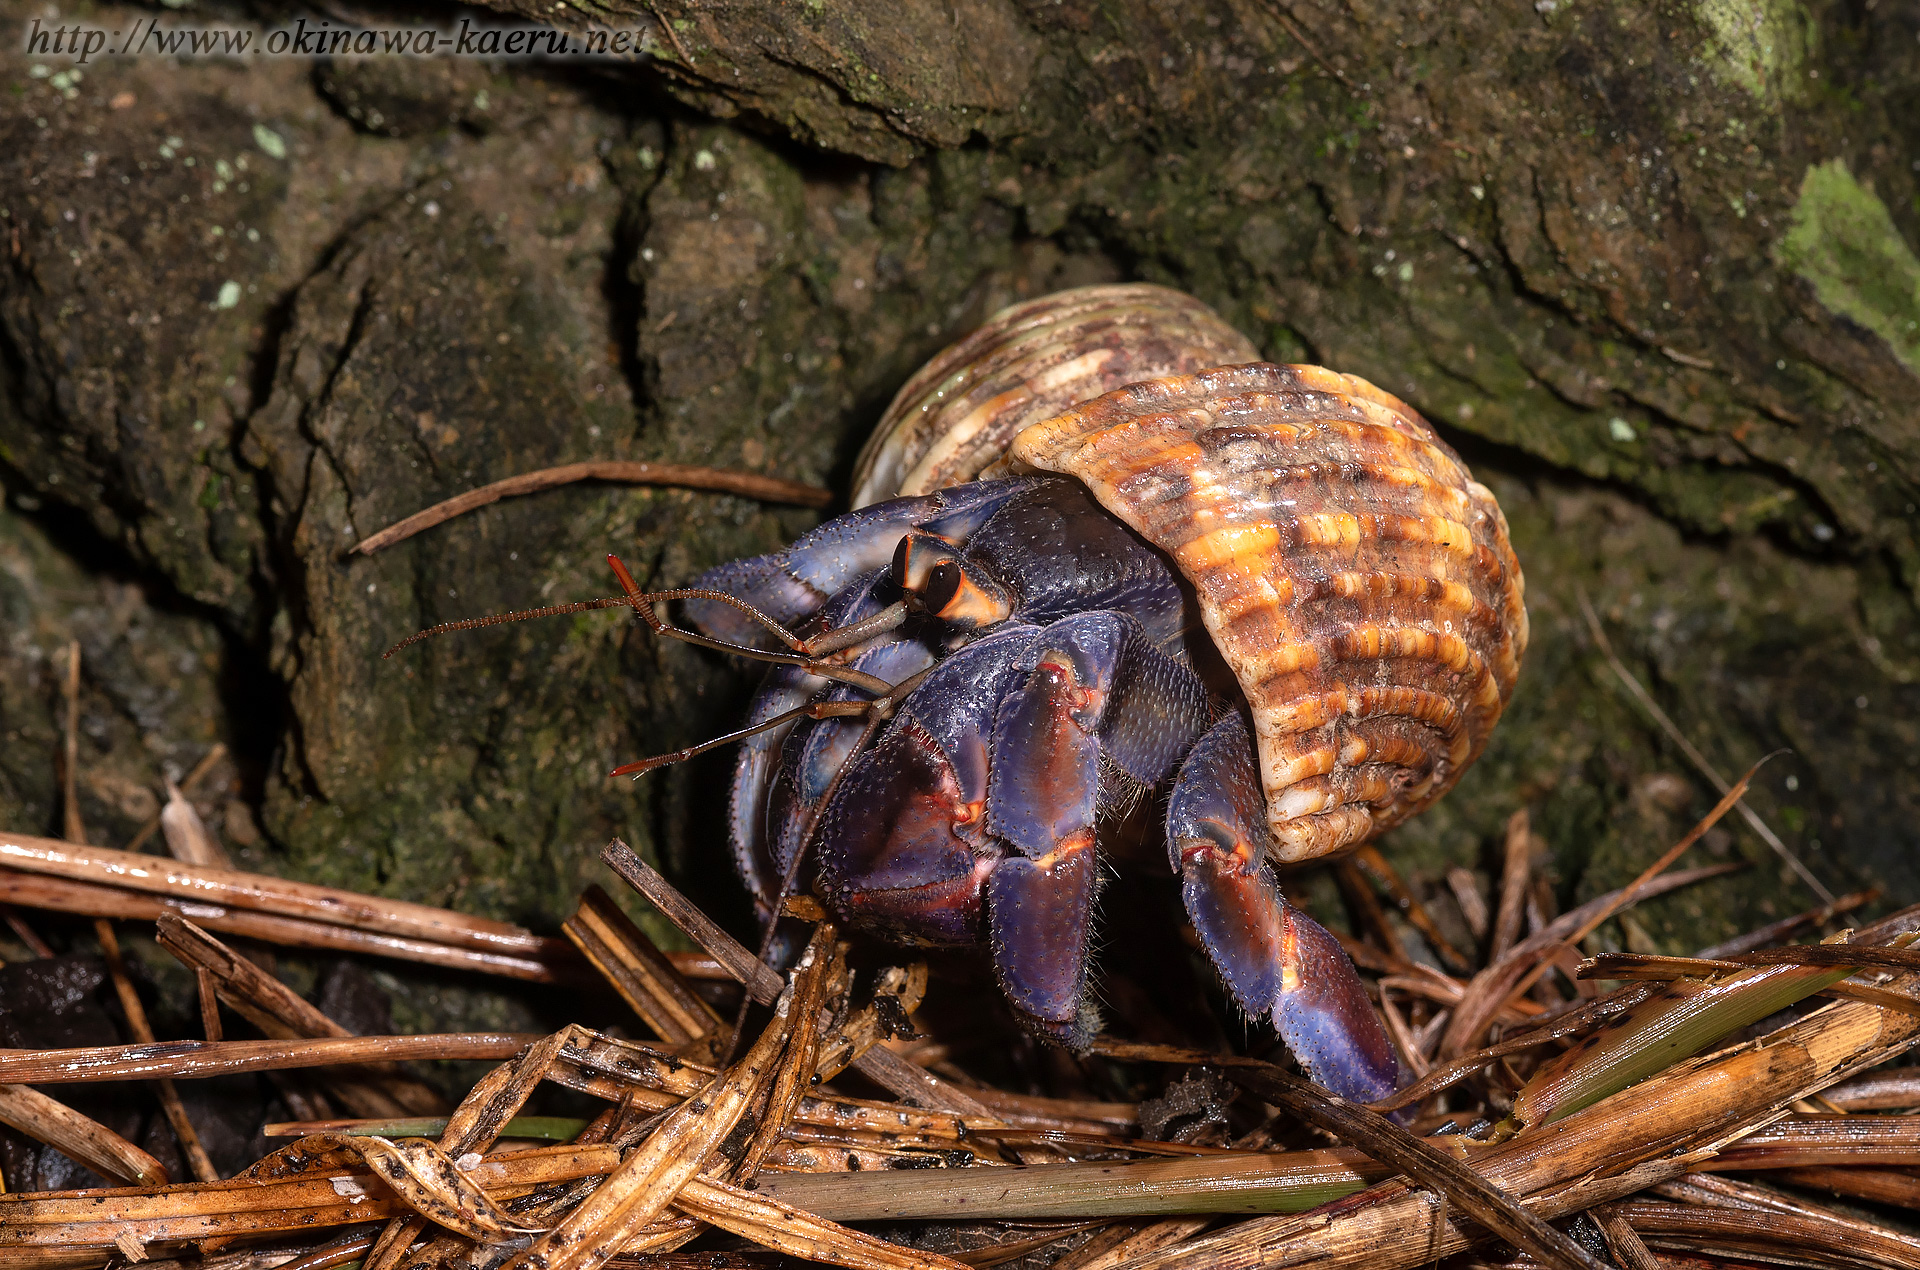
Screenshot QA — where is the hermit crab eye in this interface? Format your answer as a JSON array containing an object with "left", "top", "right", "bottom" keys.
[
  {"left": 920, "top": 559, "right": 1012, "bottom": 629},
  {"left": 890, "top": 532, "right": 1010, "bottom": 629},
  {"left": 889, "top": 532, "right": 952, "bottom": 593},
  {"left": 924, "top": 561, "right": 964, "bottom": 613}
]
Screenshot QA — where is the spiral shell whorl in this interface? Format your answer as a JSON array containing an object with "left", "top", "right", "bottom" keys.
[
  {"left": 1010, "top": 363, "right": 1528, "bottom": 863},
  {"left": 851, "top": 284, "right": 1258, "bottom": 508}
]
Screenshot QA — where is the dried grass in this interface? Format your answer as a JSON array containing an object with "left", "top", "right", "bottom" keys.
[{"left": 4, "top": 670, "right": 1918, "bottom": 1270}]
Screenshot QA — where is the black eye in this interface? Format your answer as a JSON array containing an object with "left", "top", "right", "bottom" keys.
[
  {"left": 889, "top": 536, "right": 914, "bottom": 587},
  {"left": 924, "top": 561, "right": 962, "bottom": 613}
]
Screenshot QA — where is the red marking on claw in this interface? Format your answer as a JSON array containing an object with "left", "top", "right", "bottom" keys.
[{"left": 1275, "top": 905, "right": 1302, "bottom": 994}]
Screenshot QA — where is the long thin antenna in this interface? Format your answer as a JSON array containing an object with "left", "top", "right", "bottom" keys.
[
  {"left": 383, "top": 598, "right": 633, "bottom": 657},
  {"left": 384, "top": 556, "right": 895, "bottom": 696},
  {"left": 609, "top": 699, "right": 869, "bottom": 778},
  {"left": 604, "top": 559, "right": 896, "bottom": 696}
]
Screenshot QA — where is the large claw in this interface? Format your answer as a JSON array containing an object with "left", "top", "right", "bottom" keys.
[
  {"left": 729, "top": 570, "right": 928, "bottom": 915},
  {"left": 763, "top": 633, "right": 939, "bottom": 892},
  {"left": 814, "top": 628, "right": 1036, "bottom": 947},
  {"left": 815, "top": 720, "right": 990, "bottom": 945},
  {"left": 1169, "top": 713, "right": 1402, "bottom": 1106}
]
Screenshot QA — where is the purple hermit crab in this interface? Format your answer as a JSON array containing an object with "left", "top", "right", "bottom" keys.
[{"left": 664, "top": 286, "right": 1528, "bottom": 1107}]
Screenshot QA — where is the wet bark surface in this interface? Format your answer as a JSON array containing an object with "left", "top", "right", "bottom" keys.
[{"left": 2, "top": 0, "right": 1917, "bottom": 1033}]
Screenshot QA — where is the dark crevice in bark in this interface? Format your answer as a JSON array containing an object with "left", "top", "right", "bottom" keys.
[{"left": 0, "top": 465, "right": 292, "bottom": 834}]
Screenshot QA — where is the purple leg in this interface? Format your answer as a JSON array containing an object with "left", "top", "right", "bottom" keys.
[
  {"left": 983, "top": 646, "right": 1101, "bottom": 1040},
  {"left": 985, "top": 833, "right": 1099, "bottom": 1042},
  {"left": 1168, "top": 714, "right": 1402, "bottom": 1106},
  {"left": 986, "top": 612, "right": 1208, "bottom": 1045}
]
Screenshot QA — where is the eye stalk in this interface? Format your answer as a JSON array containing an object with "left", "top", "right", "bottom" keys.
[{"left": 890, "top": 533, "right": 1013, "bottom": 630}]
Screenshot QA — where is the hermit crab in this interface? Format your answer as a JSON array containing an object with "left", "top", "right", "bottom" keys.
[{"left": 670, "top": 286, "right": 1529, "bottom": 1107}]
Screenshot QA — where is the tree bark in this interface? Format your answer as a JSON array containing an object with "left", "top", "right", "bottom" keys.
[{"left": 1, "top": 0, "right": 1916, "bottom": 988}]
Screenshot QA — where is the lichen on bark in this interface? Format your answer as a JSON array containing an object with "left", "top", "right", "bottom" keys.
[{"left": 1777, "top": 159, "right": 1920, "bottom": 377}]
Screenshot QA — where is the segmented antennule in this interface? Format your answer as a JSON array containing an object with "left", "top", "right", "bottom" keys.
[
  {"left": 380, "top": 554, "right": 924, "bottom": 792},
  {"left": 385, "top": 557, "right": 892, "bottom": 698}
]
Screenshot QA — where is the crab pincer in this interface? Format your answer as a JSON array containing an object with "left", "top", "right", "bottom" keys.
[
  {"left": 1169, "top": 713, "right": 1402, "bottom": 1106},
  {"left": 815, "top": 627, "right": 1035, "bottom": 948}
]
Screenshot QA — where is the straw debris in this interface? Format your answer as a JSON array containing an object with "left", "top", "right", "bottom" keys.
[{"left": 4, "top": 737, "right": 1918, "bottom": 1270}]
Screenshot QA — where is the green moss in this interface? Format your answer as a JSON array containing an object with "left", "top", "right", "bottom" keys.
[
  {"left": 1776, "top": 159, "right": 1920, "bottom": 376},
  {"left": 1692, "top": 0, "right": 1813, "bottom": 103}
]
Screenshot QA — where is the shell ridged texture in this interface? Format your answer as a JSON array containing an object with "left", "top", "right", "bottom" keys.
[
  {"left": 850, "top": 284, "right": 1258, "bottom": 508},
  {"left": 1011, "top": 363, "right": 1529, "bottom": 863}
]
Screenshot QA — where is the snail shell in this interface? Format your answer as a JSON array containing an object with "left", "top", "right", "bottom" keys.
[
  {"left": 1008, "top": 363, "right": 1527, "bottom": 862},
  {"left": 850, "top": 284, "right": 1258, "bottom": 508},
  {"left": 858, "top": 287, "right": 1527, "bottom": 864}
]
